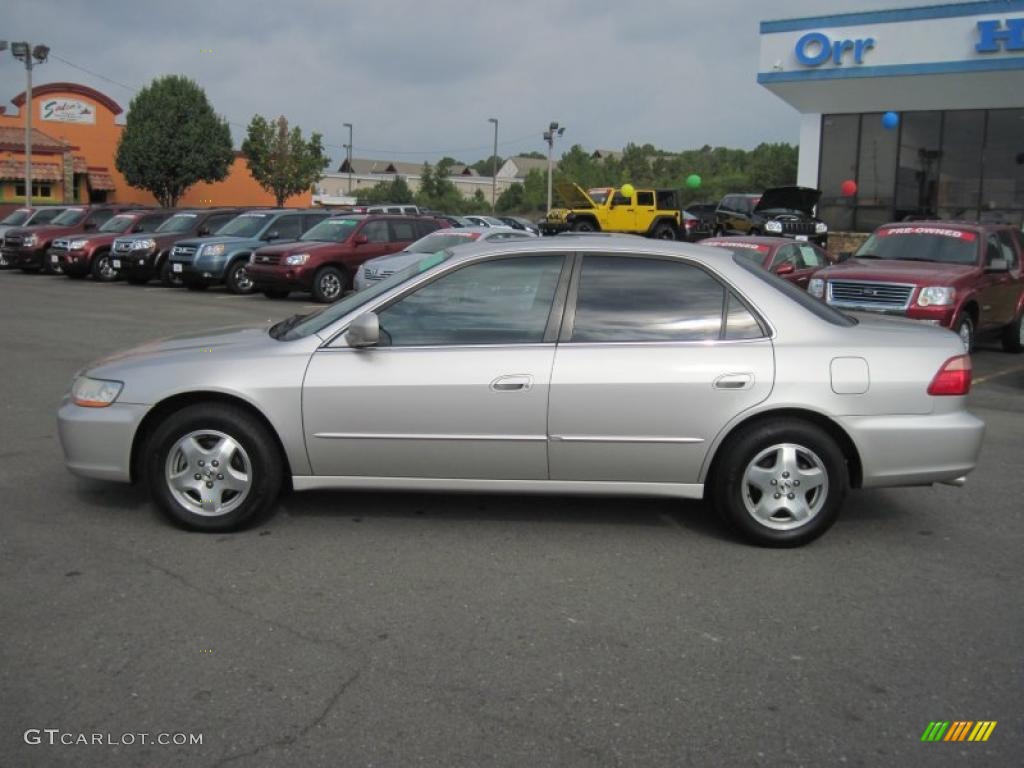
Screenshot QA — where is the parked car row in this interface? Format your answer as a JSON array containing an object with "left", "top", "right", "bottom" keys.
[{"left": 0, "top": 203, "right": 538, "bottom": 304}]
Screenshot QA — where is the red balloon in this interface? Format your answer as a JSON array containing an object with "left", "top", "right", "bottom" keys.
[{"left": 840, "top": 179, "right": 858, "bottom": 197}]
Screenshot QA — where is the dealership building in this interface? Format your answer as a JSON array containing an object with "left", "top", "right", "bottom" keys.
[{"left": 759, "top": 1, "right": 1024, "bottom": 232}]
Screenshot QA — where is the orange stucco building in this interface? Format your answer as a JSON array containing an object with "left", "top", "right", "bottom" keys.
[{"left": 0, "top": 82, "right": 308, "bottom": 209}]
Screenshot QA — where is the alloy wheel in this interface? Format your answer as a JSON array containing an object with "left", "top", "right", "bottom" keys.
[
  {"left": 741, "top": 442, "right": 829, "bottom": 531},
  {"left": 318, "top": 272, "right": 342, "bottom": 300},
  {"left": 164, "top": 430, "right": 252, "bottom": 517}
]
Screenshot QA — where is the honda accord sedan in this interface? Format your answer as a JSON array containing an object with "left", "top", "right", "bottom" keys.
[{"left": 57, "top": 237, "right": 984, "bottom": 546}]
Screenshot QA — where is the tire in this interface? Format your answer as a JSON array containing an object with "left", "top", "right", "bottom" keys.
[
  {"left": 710, "top": 418, "right": 848, "bottom": 547},
  {"left": 312, "top": 266, "right": 347, "bottom": 303},
  {"left": 571, "top": 219, "right": 598, "bottom": 233},
  {"left": 953, "top": 312, "right": 974, "bottom": 353},
  {"left": 160, "top": 259, "right": 183, "bottom": 287},
  {"left": 652, "top": 222, "right": 676, "bottom": 240},
  {"left": 225, "top": 258, "right": 256, "bottom": 295},
  {"left": 1001, "top": 312, "right": 1024, "bottom": 353},
  {"left": 90, "top": 251, "right": 119, "bottom": 282},
  {"left": 262, "top": 288, "right": 290, "bottom": 299},
  {"left": 145, "top": 403, "right": 283, "bottom": 532}
]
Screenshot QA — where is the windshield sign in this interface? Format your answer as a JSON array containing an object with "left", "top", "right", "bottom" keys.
[
  {"left": 858, "top": 227, "right": 978, "bottom": 265},
  {"left": 300, "top": 217, "right": 360, "bottom": 242}
]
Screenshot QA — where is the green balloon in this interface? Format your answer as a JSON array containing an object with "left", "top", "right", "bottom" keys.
[{"left": 685, "top": 174, "right": 702, "bottom": 189}]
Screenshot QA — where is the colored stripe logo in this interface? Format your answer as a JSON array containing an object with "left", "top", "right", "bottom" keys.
[{"left": 921, "top": 721, "right": 997, "bottom": 742}]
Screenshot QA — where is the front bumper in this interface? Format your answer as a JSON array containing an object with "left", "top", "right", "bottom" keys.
[
  {"left": 115, "top": 247, "right": 157, "bottom": 276},
  {"left": 246, "top": 263, "right": 314, "bottom": 291},
  {"left": 57, "top": 398, "right": 150, "bottom": 483},
  {"left": 840, "top": 409, "right": 985, "bottom": 488},
  {"left": 11, "top": 246, "right": 47, "bottom": 269},
  {"left": 56, "top": 249, "right": 92, "bottom": 276}
]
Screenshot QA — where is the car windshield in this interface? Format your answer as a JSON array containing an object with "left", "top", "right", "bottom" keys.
[
  {"left": 278, "top": 251, "right": 457, "bottom": 341},
  {"left": 300, "top": 217, "right": 361, "bottom": 242},
  {"left": 703, "top": 242, "right": 769, "bottom": 266},
  {"left": 216, "top": 213, "right": 270, "bottom": 237},
  {"left": 156, "top": 213, "right": 199, "bottom": 233},
  {"left": 1, "top": 209, "right": 31, "bottom": 226},
  {"left": 408, "top": 232, "right": 480, "bottom": 253},
  {"left": 31, "top": 208, "right": 65, "bottom": 224},
  {"left": 99, "top": 215, "right": 136, "bottom": 233},
  {"left": 856, "top": 228, "right": 979, "bottom": 265},
  {"left": 52, "top": 208, "right": 87, "bottom": 226},
  {"left": 588, "top": 189, "right": 610, "bottom": 204}
]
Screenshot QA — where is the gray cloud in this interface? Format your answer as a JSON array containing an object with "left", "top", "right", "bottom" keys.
[{"left": 5, "top": 0, "right": 903, "bottom": 166}]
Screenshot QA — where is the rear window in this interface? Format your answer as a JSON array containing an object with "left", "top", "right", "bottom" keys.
[
  {"left": 733, "top": 255, "right": 856, "bottom": 327},
  {"left": 858, "top": 227, "right": 979, "bottom": 265}
]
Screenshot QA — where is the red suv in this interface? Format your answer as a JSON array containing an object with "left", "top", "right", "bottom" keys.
[
  {"left": 56, "top": 210, "right": 172, "bottom": 281},
  {"left": 246, "top": 214, "right": 444, "bottom": 302},
  {"left": 4, "top": 205, "right": 137, "bottom": 274},
  {"left": 809, "top": 222, "right": 1024, "bottom": 352}
]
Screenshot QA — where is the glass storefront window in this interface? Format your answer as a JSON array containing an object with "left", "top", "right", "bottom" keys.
[
  {"left": 937, "top": 111, "right": 984, "bottom": 222},
  {"left": 854, "top": 113, "right": 898, "bottom": 232},
  {"left": 981, "top": 109, "right": 1024, "bottom": 226},
  {"left": 817, "top": 114, "right": 859, "bottom": 231},
  {"left": 895, "top": 111, "right": 941, "bottom": 221}
]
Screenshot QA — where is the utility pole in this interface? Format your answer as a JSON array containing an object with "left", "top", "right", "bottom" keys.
[
  {"left": 343, "top": 122, "right": 353, "bottom": 194},
  {"left": 8, "top": 42, "right": 49, "bottom": 206},
  {"left": 488, "top": 117, "right": 498, "bottom": 213},
  {"left": 543, "top": 121, "right": 564, "bottom": 214}
]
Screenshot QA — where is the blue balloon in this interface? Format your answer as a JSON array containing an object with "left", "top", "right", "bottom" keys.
[{"left": 882, "top": 111, "right": 899, "bottom": 130}]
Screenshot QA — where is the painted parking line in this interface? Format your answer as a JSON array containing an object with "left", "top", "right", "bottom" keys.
[{"left": 973, "top": 364, "right": 1024, "bottom": 385}]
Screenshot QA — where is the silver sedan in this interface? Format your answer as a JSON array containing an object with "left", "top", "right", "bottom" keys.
[{"left": 58, "top": 237, "right": 984, "bottom": 546}]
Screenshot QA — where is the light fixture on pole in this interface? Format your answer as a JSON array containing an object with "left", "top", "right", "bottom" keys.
[
  {"left": 543, "top": 121, "right": 564, "bottom": 214},
  {"left": 8, "top": 42, "right": 49, "bottom": 206},
  {"left": 488, "top": 118, "right": 498, "bottom": 213},
  {"left": 343, "top": 122, "right": 353, "bottom": 194}
]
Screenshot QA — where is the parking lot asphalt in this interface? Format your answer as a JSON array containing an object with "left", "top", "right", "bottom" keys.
[{"left": 1, "top": 271, "right": 1021, "bottom": 768}]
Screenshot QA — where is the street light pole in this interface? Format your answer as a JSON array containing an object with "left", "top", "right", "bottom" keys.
[
  {"left": 543, "top": 121, "right": 564, "bottom": 214},
  {"left": 9, "top": 42, "right": 49, "bottom": 207},
  {"left": 488, "top": 118, "right": 498, "bottom": 213},
  {"left": 343, "top": 122, "right": 353, "bottom": 194}
]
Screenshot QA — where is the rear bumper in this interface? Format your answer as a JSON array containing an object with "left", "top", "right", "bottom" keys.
[
  {"left": 57, "top": 398, "right": 149, "bottom": 483},
  {"left": 839, "top": 409, "right": 985, "bottom": 488}
]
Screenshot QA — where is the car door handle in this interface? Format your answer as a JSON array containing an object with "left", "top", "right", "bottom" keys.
[
  {"left": 490, "top": 374, "right": 533, "bottom": 392},
  {"left": 714, "top": 373, "right": 753, "bottom": 390}
]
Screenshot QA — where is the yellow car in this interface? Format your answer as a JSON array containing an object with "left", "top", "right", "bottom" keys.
[{"left": 541, "top": 183, "right": 682, "bottom": 239}]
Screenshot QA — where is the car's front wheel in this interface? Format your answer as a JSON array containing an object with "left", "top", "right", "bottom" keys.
[
  {"left": 312, "top": 266, "right": 346, "bottom": 303},
  {"left": 159, "top": 260, "right": 182, "bottom": 287},
  {"left": 225, "top": 259, "right": 255, "bottom": 294},
  {"left": 146, "top": 403, "right": 282, "bottom": 531},
  {"left": 91, "top": 251, "right": 119, "bottom": 282},
  {"left": 711, "top": 419, "right": 848, "bottom": 547}
]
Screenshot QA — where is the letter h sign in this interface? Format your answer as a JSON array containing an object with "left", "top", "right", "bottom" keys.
[{"left": 976, "top": 19, "right": 1024, "bottom": 53}]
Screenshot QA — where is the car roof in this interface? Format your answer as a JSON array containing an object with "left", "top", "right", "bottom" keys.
[
  {"left": 702, "top": 235, "right": 805, "bottom": 249},
  {"left": 427, "top": 226, "right": 521, "bottom": 236}
]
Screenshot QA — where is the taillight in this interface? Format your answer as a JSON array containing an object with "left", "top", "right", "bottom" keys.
[
  {"left": 684, "top": 219, "right": 696, "bottom": 230},
  {"left": 927, "top": 354, "right": 972, "bottom": 396}
]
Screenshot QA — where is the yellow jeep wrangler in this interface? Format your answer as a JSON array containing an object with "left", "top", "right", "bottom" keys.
[{"left": 541, "top": 183, "right": 682, "bottom": 239}]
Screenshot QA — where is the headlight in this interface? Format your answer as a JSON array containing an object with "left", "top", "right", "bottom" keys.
[
  {"left": 133, "top": 238, "right": 156, "bottom": 250},
  {"left": 69, "top": 239, "right": 88, "bottom": 249},
  {"left": 203, "top": 244, "right": 225, "bottom": 257},
  {"left": 283, "top": 253, "right": 309, "bottom": 266},
  {"left": 22, "top": 234, "right": 38, "bottom": 247},
  {"left": 764, "top": 221, "right": 783, "bottom": 233},
  {"left": 71, "top": 376, "right": 123, "bottom": 407},
  {"left": 917, "top": 286, "right": 955, "bottom": 307},
  {"left": 808, "top": 278, "right": 825, "bottom": 298},
  {"left": 815, "top": 222, "right": 828, "bottom": 234}
]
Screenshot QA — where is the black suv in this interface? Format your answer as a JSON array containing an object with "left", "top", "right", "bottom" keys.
[{"left": 715, "top": 187, "right": 828, "bottom": 247}]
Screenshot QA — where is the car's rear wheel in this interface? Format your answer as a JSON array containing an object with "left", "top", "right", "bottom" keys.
[
  {"left": 571, "top": 219, "right": 598, "bottom": 233},
  {"left": 146, "top": 403, "right": 282, "bottom": 532},
  {"left": 954, "top": 312, "right": 974, "bottom": 353},
  {"left": 225, "top": 259, "right": 255, "bottom": 294},
  {"left": 262, "top": 288, "right": 290, "bottom": 299},
  {"left": 91, "top": 252, "right": 119, "bottom": 282},
  {"left": 312, "top": 266, "right": 346, "bottom": 303},
  {"left": 711, "top": 419, "right": 847, "bottom": 547},
  {"left": 1000, "top": 311, "right": 1024, "bottom": 353},
  {"left": 652, "top": 222, "right": 676, "bottom": 240},
  {"left": 159, "top": 260, "right": 182, "bottom": 287}
]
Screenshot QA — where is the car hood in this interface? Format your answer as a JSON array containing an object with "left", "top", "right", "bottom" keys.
[
  {"left": 174, "top": 235, "right": 256, "bottom": 249},
  {"left": 65, "top": 231, "right": 123, "bottom": 245},
  {"left": 554, "top": 182, "right": 594, "bottom": 209},
  {"left": 6, "top": 224, "right": 79, "bottom": 240},
  {"left": 814, "top": 258, "right": 978, "bottom": 284},
  {"left": 255, "top": 240, "right": 343, "bottom": 256},
  {"left": 755, "top": 186, "right": 821, "bottom": 216}
]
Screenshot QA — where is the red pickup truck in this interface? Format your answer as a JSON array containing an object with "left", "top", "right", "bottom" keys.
[
  {"left": 808, "top": 222, "right": 1024, "bottom": 353},
  {"left": 55, "top": 210, "right": 171, "bottom": 280}
]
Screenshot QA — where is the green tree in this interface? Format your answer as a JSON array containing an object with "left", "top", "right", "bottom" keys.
[
  {"left": 496, "top": 182, "right": 524, "bottom": 213},
  {"left": 414, "top": 162, "right": 466, "bottom": 213},
  {"left": 355, "top": 175, "right": 414, "bottom": 205},
  {"left": 242, "top": 114, "right": 330, "bottom": 207},
  {"left": 115, "top": 75, "right": 234, "bottom": 207},
  {"left": 471, "top": 154, "right": 503, "bottom": 176}
]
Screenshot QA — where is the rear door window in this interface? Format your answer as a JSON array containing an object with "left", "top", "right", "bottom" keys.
[
  {"left": 272, "top": 215, "right": 303, "bottom": 240},
  {"left": 636, "top": 191, "right": 654, "bottom": 206},
  {"left": 362, "top": 220, "right": 389, "bottom": 243},
  {"left": 570, "top": 255, "right": 726, "bottom": 342},
  {"left": 995, "top": 230, "right": 1020, "bottom": 269},
  {"left": 389, "top": 219, "right": 417, "bottom": 243}
]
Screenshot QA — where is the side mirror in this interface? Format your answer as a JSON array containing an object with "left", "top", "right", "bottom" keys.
[
  {"left": 354, "top": 234, "right": 369, "bottom": 245},
  {"left": 987, "top": 257, "right": 1009, "bottom": 272},
  {"left": 774, "top": 262, "right": 796, "bottom": 276},
  {"left": 838, "top": 251, "right": 853, "bottom": 262},
  {"left": 346, "top": 312, "right": 379, "bottom": 348},
  {"left": 263, "top": 230, "right": 280, "bottom": 241}
]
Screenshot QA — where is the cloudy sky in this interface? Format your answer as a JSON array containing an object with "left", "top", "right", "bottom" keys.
[{"left": 6, "top": 0, "right": 907, "bottom": 167}]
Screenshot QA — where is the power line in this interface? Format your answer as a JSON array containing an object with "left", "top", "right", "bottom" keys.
[{"left": 48, "top": 53, "right": 546, "bottom": 159}]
